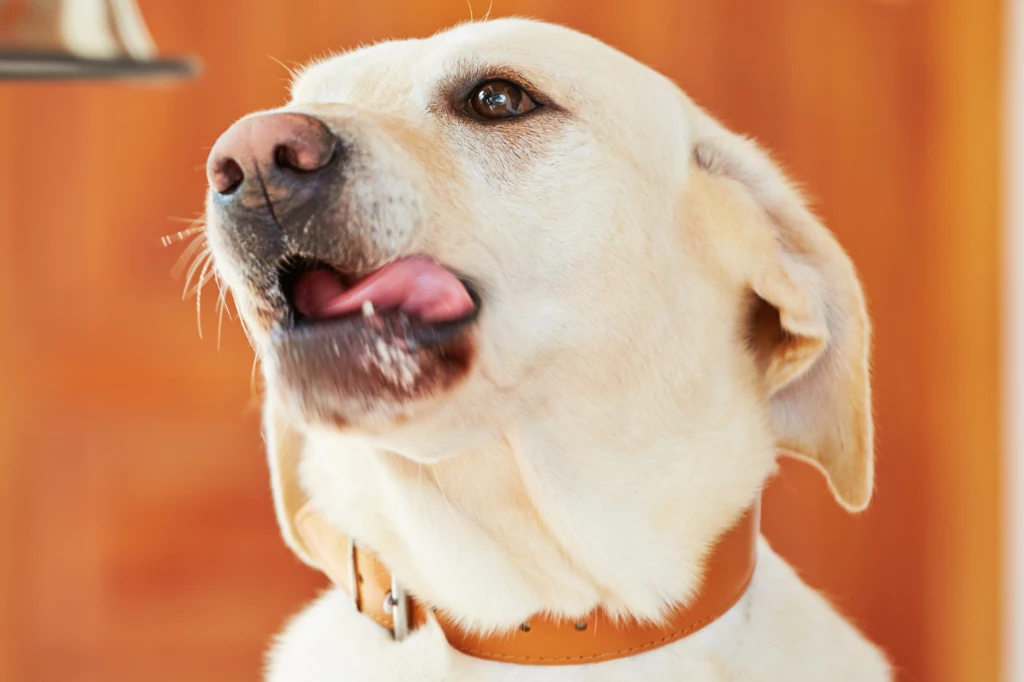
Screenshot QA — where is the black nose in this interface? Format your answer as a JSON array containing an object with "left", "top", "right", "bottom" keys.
[{"left": 206, "top": 112, "right": 338, "bottom": 197}]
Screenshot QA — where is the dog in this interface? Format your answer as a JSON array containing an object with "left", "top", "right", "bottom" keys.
[{"left": 201, "top": 18, "right": 891, "bottom": 682}]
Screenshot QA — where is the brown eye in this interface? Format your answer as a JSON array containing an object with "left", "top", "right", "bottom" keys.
[{"left": 468, "top": 80, "right": 538, "bottom": 119}]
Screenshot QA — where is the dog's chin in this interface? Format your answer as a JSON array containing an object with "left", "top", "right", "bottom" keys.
[{"left": 263, "top": 304, "right": 479, "bottom": 431}]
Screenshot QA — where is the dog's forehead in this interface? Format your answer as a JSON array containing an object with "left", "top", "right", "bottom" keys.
[
  {"left": 290, "top": 19, "right": 647, "bottom": 109},
  {"left": 290, "top": 39, "right": 423, "bottom": 105}
]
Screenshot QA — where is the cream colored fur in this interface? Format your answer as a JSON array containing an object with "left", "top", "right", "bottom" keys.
[{"left": 205, "top": 18, "right": 891, "bottom": 682}]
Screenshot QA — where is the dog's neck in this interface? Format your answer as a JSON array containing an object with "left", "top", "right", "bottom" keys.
[{"left": 298, "top": 427, "right": 770, "bottom": 632}]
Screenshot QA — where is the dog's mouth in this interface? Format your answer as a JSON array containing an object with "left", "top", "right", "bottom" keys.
[
  {"left": 277, "top": 256, "right": 481, "bottom": 341},
  {"left": 266, "top": 256, "right": 481, "bottom": 427}
]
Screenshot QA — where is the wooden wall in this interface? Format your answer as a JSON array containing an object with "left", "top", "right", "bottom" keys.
[{"left": 0, "top": 1, "right": 1003, "bottom": 680}]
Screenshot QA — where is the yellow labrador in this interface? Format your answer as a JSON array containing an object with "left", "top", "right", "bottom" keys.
[{"left": 202, "top": 18, "right": 891, "bottom": 682}]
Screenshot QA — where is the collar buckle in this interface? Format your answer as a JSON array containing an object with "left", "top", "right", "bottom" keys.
[
  {"left": 387, "top": 576, "right": 411, "bottom": 641},
  {"left": 347, "top": 537, "right": 410, "bottom": 641}
]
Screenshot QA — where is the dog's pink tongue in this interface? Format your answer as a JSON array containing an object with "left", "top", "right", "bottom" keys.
[{"left": 291, "top": 257, "right": 474, "bottom": 323}]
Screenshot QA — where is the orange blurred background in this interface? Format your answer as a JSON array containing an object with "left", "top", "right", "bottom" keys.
[{"left": 0, "top": 1, "right": 1006, "bottom": 681}]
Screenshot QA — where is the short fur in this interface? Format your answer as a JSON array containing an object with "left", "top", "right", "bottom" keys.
[{"left": 203, "top": 18, "right": 890, "bottom": 682}]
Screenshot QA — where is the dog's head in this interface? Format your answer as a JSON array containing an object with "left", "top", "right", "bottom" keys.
[{"left": 204, "top": 19, "right": 873, "bottom": 572}]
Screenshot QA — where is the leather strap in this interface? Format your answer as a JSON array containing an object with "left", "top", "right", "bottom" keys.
[{"left": 294, "top": 500, "right": 759, "bottom": 665}]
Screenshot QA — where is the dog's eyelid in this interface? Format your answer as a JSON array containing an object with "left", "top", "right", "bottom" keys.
[
  {"left": 472, "top": 73, "right": 547, "bottom": 106},
  {"left": 439, "top": 65, "right": 559, "bottom": 114}
]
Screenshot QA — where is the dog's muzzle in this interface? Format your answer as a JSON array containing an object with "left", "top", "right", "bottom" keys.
[{"left": 204, "top": 111, "right": 359, "bottom": 279}]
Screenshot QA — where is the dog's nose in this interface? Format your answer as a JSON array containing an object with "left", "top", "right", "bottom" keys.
[{"left": 206, "top": 112, "right": 338, "bottom": 196}]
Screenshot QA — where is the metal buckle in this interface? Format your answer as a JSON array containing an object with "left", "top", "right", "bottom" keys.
[
  {"left": 347, "top": 537, "right": 409, "bottom": 641},
  {"left": 389, "top": 575, "right": 410, "bottom": 641}
]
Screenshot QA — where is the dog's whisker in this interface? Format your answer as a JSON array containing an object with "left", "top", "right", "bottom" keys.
[
  {"left": 164, "top": 215, "right": 233, "bottom": 346},
  {"left": 177, "top": 236, "right": 211, "bottom": 290},
  {"left": 171, "top": 232, "right": 208, "bottom": 281},
  {"left": 160, "top": 224, "right": 206, "bottom": 247},
  {"left": 215, "top": 276, "right": 229, "bottom": 350},
  {"left": 237, "top": 308, "right": 258, "bottom": 351},
  {"left": 161, "top": 214, "right": 206, "bottom": 247},
  {"left": 194, "top": 261, "right": 217, "bottom": 297},
  {"left": 183, "top": 251, "right": 215, "bottom": 299},
  {"left": 193, "top": 256, "right": 215, "bottom": 339},
  {"left": 215, "top": 275, "right": 235, "bottom": 321},
  {"left": 250, "top": 350, "right": 263, "bottom": 401}
]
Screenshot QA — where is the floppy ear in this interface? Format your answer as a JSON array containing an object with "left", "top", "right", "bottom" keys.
[
  {"left": 263, "top": 401, "right": 318, "bottom": 566},
  {"left": 689, "top": 107, "right": 874, "bottom": 512}
]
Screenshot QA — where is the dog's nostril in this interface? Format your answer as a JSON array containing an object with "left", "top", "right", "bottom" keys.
[
  {"left": 274, "top": 144, "right": 302, "bottom": 172},
  {"left": 273, "top": 140, "right": 335, "bottom": 173},
  {"left": 211, "top": 157, "right": 244, "bottom": 195}
]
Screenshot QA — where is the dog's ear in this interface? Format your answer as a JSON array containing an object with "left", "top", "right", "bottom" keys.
[
  {"left": 263, "top": 401, "right": 318, "bottom": 566},
  {"left": 689, "top": 108, "right": 873, "bottom": 512}
]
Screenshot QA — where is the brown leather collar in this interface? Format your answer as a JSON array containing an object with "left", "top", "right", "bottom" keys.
[{"left": 293, "top": 499, "right": 760, "bottom": 666}]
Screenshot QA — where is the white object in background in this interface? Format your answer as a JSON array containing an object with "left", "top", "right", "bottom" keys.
[
  {"left": 106, "top": 0, "right": 156, "bottom": 60},
  {"left": 1, "top": 0, "right": 156, "bottom": 59},
  {"left": 60, "top": 0, "right": 118, "bottom": 59},
  {"left": 0, "top": 0, "right": 193, "bottom": 80}
]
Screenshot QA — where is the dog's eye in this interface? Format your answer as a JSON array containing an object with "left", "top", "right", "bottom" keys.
[{"left": 468, "top": 80, "right": 538, "bottom": 119}]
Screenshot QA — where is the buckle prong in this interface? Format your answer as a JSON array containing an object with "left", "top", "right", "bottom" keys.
[{"left": 390, "top": 574, "right": 410, "bottom": 641}]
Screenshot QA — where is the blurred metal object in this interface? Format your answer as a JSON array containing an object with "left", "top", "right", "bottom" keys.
[{"left": 0, "top": 0, "right": 197, "bottom": 81}]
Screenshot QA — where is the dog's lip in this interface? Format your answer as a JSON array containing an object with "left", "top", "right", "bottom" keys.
[
  {"left": 273, "top": 256, "right": 482, "bottom": 346},
  {"left": 291, "top": 257, "right": 476, "bottom": 323},
  {"left": 271, "top": 284, "right": 481, "bottom": 355}
]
